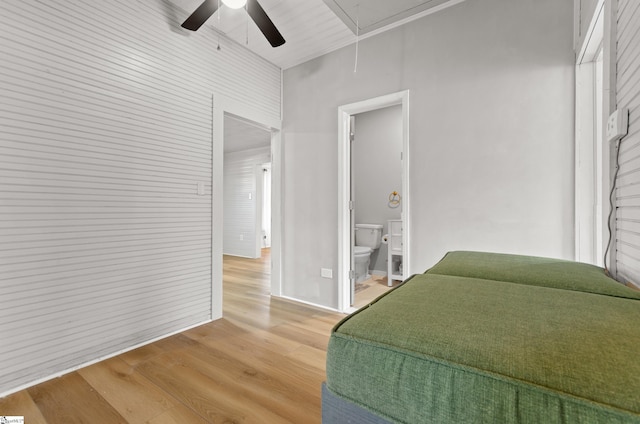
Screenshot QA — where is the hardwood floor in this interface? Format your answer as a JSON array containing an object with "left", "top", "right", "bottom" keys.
[
  {"left": 353, "top": 274, "right": 401, "bottom": 310},
  {"left": 0, "top": 249, "right": 345, "bottom": 423}
]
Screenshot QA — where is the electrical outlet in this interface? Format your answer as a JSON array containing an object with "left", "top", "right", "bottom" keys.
[
  {"left": 607, "top": 108, "right": 629, "bottom": 143},
  {"left": 321, "top": 268, "right": 333, "bottom": 279}
]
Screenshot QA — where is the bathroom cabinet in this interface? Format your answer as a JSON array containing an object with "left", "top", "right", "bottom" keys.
[{"left": 387, "top": 219, "right": 403, "bottom": 286}]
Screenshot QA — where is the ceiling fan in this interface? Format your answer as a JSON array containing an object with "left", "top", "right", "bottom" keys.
[{"left": 181, "top": 0, "right": 286, "bottom": 47}]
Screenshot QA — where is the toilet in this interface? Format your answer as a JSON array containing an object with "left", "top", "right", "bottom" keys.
[{"left": 354, "top": 224, "right": 383, "bottom": 283}]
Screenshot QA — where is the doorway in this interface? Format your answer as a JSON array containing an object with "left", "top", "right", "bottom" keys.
[
  {"left": 337, "top": 90, "right": 410, "bottom": 313},
  {"left": 223, "top": 113, "right": 271, "bottom": 259},
  {"left": 575, "top": 0, "right": 605, "bottom": 266},
  {"left": 350, "top": 105, "right": 404, "bottom": 309},
  {"left": 211, "top": 99, "right": 282, "bottom": 320}
]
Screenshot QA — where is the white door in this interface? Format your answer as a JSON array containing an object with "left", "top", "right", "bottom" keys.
[
  {"left": 262, "top": 163, "right": 272, "bottom": 248},
  {"left": 349, "top": 116, "right": 356, "bottom": 306}
]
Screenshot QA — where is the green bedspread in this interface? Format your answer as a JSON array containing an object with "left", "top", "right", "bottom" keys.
[{"left": 326, "top": 252, "right": 640, "bottom": 423}]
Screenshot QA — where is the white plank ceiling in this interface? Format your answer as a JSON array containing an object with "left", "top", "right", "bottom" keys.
[{"left": 169, "top": 0, "right": 465, "bottom": 69}]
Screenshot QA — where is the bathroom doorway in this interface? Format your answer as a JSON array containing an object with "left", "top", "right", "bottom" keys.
[
  {"left": 351, "top": 105, "right": 403, "bottom": 309},
  {"left": 337, "top": 90, "right": 410, "bottom": 313}
]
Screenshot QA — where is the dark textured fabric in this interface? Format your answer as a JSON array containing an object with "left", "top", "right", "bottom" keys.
[
  {"left": 426, "top": 250, "right": 640, "bottom": 300},
  {"left": 322, "top": 383, "right": 393, "bottom": 424},
  {"left": 326, "top": 271, "right": 640, "bottom": 423}
]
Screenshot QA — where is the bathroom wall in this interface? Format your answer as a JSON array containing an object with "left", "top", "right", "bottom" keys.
[{"left": 353, "top": 105, "right": 403, "bottom": 273}]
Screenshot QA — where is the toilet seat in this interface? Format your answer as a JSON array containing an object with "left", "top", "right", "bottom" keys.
[{"left": 354, "top": 246, "right": 372, "bottom": 256}]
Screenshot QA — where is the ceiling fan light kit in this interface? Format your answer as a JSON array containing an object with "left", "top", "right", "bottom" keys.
[
  {"left": 181, "top": 0, "right": 285, "bottom": 47},
  {"left": 222, "top": 0, "right": 247, "bottom": 9}
]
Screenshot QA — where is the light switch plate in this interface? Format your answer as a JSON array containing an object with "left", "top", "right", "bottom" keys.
[{"left": 607, "top": 108, "right": 629, "bottom": 143}]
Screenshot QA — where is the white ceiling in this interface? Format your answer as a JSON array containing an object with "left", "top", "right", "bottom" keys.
[
  {"left": 169, "top": 0, "right": 465, "bottom": 69},
  {"left": 323, "top": 0, "right": 460, "bottom": 35}
]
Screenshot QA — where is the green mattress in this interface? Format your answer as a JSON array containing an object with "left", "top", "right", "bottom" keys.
[
  {"left": 326, "top": 253, "right": 640, "bottom": 423},
  {"left": 427, "top": 250, "right": 640, "bottom": 300}
]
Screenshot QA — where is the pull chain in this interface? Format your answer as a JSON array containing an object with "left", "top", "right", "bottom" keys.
[
  {"left": 217, "top": 0, "right": 221, "bottom": 50},
  {"left": 353, "top": 5, "right": 359, "bottom": 73}
]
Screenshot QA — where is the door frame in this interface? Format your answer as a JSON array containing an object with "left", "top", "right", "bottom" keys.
[
  {"left": 211, "top": 95, "right": 282, "bottom": 319},
  {"left": 337, "top": 90, "right": 410, "bottom": 313},
  {"left": 255, "top": 162, "right": 272, "bottom": 254},
  {"left": 574, "top": 0, "right": 606, "bottom": 266}
]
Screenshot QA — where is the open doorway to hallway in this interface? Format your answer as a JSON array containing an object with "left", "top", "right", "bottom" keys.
[
  {"left": 223, "top": 113, "right": 272, "bottom": 261},
  {"left": 211, "top": 101, "right": 282, "bottom": 319}
]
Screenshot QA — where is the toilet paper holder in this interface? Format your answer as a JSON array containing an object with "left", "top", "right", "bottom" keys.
[{"left": 388, "top": 191, "right": 401, "bottom": 208}]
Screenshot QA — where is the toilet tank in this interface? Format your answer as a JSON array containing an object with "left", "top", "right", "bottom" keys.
[{"left": 355, "top": 224, "right": 383, "bottom": 249}]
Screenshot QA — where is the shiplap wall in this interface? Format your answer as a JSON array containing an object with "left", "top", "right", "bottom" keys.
[
  {"left": 224, "top": 147, "right": 271, "bottom": 257},
  {"left": 613, "top": 0, "right": 640, "bottom": 286},
  {"left": 0, "top": 0, "right": 280, "bottom": 396}
]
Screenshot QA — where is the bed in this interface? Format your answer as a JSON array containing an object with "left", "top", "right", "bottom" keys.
[{"left": 323, "top": 251, "right": 640, "bottom": 423}]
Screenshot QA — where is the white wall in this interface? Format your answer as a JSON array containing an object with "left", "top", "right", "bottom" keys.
[
  {"left": 353, "top": 105, "right": 403, "bottom": 272},
  {"left": 224, "top": 147, "right": 271, "bottom": 257},
  {"left": 0, "top": 0, "right": 280, "bottom": 396},
  {"left": 282, "top": 0, "right": 575, "bottom": 309}
]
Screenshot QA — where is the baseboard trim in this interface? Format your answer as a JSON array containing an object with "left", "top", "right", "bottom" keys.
[{"left": 0, "top": 319, "right": 212, "bottom": 399}]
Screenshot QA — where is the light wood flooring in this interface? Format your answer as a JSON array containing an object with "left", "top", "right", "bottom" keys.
[
  {"left": 0, "top": 249, "right": 350, "bottom": 423},
  {"left": 353, "top": 274, "right": 402, "bottom": 310}
]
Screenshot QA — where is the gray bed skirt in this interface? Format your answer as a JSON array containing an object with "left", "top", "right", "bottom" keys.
[{"left": 322, "top": 383, "right": 393, "bottom": 424}]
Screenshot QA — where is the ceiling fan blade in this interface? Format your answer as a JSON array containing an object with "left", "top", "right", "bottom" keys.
[
  {"left": 246, "top": 0, "right": 285, "bottom": 47},
  {"left": 181, "top": 0, "right": 219, "bottom": 31}
]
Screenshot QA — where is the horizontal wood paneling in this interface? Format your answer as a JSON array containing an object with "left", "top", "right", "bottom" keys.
[
  {"left": 0, "top": 0, "right": 280, "bottom": 396},
  {"left": 614, "top": 0, "right": 640, "bottom": 286},
  {"left": 224, "top": 147, "right": 271, "bottom": 258}
]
